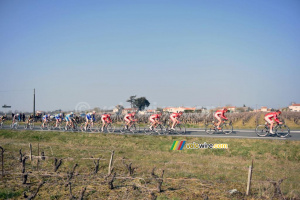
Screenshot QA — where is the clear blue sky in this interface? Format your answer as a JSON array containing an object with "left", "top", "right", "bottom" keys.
[{"left": 0, "top": 0, "right": 299, "bottom": 112}]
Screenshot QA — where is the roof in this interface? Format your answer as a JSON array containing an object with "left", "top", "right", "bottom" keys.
[
  {"left": 123, "top": 108, "right": 138, "bottom": 111},
  {"left": 291, "top": 104, "right": 300, "bottom": 106}
]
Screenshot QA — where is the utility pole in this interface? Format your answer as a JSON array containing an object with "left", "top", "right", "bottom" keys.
[{"left": 33, "top": 88, "right": 35, "bottom": 116}]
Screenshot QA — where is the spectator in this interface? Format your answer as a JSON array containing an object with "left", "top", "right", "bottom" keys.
[
  {"left": 12, "top": 113, "right": 14, "bottom": 120},
  {"left": 23, "top": 113, "right": 25, "bottom": 122}
]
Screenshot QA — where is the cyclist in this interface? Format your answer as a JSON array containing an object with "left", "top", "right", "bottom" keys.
[
  {"left": 0, "top": 114, "right": 7, "bottom": 126},
  {"left": 12, "top": 113, "right": 20, "bottom": 124},
  {"left": 149, "top": 112, "right": 162, "bottom": 130},
  {"left": 170, "top": 111, "right": 183, "bottom": 130},
  {"left": 265, "top": 110, "right": 282, "bottom": 134},
  {"left": 85, "top": 111, "right": 96, "bottom": 130},
  {"left": 124, "top": 112, "right": 136, "bottom": 129},
  {"left": 26, "top": 114, "right": 34, "bottom": 124},
  {"left": 214, "top": 107, "right": 228, "bottom": 130},
  {"left": 101, "top": 113, "right": 112, "bottom": 132},
  {"left": 54, "top": 113, "right": 63, "bottom": 128},
  {"left": 0, "top": 114, "right": 6, "bottom": 122},
  {"left": 65, "top": 112, "right": 74, "bottom": 128},
  {"left": 42, "top": 113, "right": 51, "bottom": 128}
]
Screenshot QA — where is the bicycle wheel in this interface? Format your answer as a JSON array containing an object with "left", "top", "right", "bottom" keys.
[
  {"left": 119, "top": 124, "right": 127, "bottom": 134},
  {"left": 24, "top": 124, "right": 29, "bottom": 130},
  {"left": 154, "top": 124, "right": 167, "bottom": 135},
  {"left": 47, "top": 123, "right": 52, "bottom": 130},
  {"left": 255, "top": 125, "right": 269, "bottom": 137},
  {"left": 175, "top": 124, "right": 186, "bottom": 135},
  {"left": 222, "top": 123, "right": 233, "bottom": 134},
  {"left": 106, "top": 124, "right": 115, "bottom": 133},
  {"left": 275, "top": 125, "right": 290, "bottom": 138},
  {"left": 29, "top": 123, "right": 34, "bottom": 130},
  {"left": 144, "top": 126, "right": 152, "bottom": 135},
  {"left": 0, "top": 122, "right": 3, "bottom": 129},
  {"left": 80, "top": 123, "right": 86, "bottom": 132},
  {"left": 130, "top": 124, "right": 139, "bottom": 134},
  {"left": 205, "top": 123, "right": 216, "bottom": 134}
]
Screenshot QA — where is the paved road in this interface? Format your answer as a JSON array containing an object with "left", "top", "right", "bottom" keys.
[
  {"left": 182, "top": 128, "right": 300, "bottom": 141},
  {"left": 1, "top": 125, "right": 299, "bottom": 141}
]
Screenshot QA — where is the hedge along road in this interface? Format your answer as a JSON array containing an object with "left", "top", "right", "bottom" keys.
[{"left": 1, "top": 124, "right": 300, "bottom": 141}]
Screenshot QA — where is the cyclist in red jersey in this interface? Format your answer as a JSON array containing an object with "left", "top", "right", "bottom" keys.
[
  {"left": 101, "top": 113, "right": 112, "bottom": 132},
  {"left": 124, "top": 112, "right": 136, "bottom": 129},
  {"left": 265, "top": 110, "right": 282, "bottom": 134},
  {"left": 149, "top": 113, "right": 162, "bottom": 130},
  {"left": 214, "top": 107, "right": 228, "bottom": 130},
  {"left": 170, "top": 111, "right": 183, "bottom": 130}
]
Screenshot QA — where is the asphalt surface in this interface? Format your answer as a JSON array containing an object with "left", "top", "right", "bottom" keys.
[{"left": 1, "top": 125, "right": 299, "bottom": 141}]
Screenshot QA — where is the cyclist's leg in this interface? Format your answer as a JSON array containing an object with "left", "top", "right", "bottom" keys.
[
  {"left": 215, "top": 114, "right": 221, "bottom": 129},
  {"left": 125, "top": 118, "right": 131, "bottom": 129},
  {"left": 264, "top": 116, "right": 273, "bottom": 133}
]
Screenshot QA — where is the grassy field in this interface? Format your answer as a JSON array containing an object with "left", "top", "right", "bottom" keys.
[{"left": 0, "top": 130, "right": 299, "bottom": 199}]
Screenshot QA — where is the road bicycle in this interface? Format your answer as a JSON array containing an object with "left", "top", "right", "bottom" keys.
[
  {"left": 51, "top": 120, "right": 64, "bottom": 131},
  {"left": 99, "top": 122, "right": 115, "bottom": 133},
  {"left": 80, "top": 121, "right": 97, "bottom": 132},
  {"left": 119, "top": 120, "right": 140, "bottom": 134},
  {"left": 65, "top": 119, "right": 78, "bottom": 132},
  {"left": 24, "top": 121, "right": 34, "bottom": 130},
  {"left": 10, "top": 121, "right": 19, "bottom": 129},
  {"left": 165, "top": 120, "right": 186, "bottom": 135},
  {"left": 255, "top": 123, "right": 290, "bottom": 138},
  {"left": 205, "top": 120, "right": 233, "bottom": 134},
  {"left": 40, "top": 120, "right": 52, "bottom": 130},
  {"left": 144, "top": 122, "right": 167, "bottom": 135}
]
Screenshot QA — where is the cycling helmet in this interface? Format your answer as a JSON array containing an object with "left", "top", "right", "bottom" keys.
[
  {"left": 276, "top": 110, "right": 282, "bottom": 114},
  {"left": 71, "top": 112, "right": 74, "bottom": 115}
]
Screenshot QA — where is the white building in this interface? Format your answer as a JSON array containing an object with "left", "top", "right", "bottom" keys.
[{"left": 289, "top": 104, "right": 300, "bottom": 112}]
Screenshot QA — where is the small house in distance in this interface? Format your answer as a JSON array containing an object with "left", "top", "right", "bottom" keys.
[
  {"left": 163, "top": 107, "right": 196, "bottom": 113},
  {"left": 289, "top": 103, "right": 300, "bottom": 112}
]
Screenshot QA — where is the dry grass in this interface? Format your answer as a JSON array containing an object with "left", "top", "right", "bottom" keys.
[{"left": 0, "top": 130, "right": 299, "bottom": 199}]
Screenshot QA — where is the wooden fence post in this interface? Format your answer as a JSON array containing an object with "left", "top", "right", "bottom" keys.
[
  {"left": 108, "top": 150, "right": 114, "bottom": 175},
  {"left": 29, "top": 143, "right": 32, "bottom": 161},
  {"left": 246, "top": 160, "right": 253, "bottom": 195}
]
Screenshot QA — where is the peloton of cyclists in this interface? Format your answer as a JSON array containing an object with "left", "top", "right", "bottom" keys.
[
  {"left": 124, "top": 112, "right": 136, "bottom": 129},
  {"left": 85, "top": 111, "right": 96, "bottom": 130},
  {"left": 101, "top": 113, "right": 112, "bottom": 132},
  {"left": 265, "top": 110, "right": 282, "bottom": 134},
  {"left": 214, "top": 107, "right": 228, "bottom": 130},
  {"left": 149, "top": 112, "right": 162, "bottom": 130},
  {"left": 170, "top": 111, "right": 183, "bottom": 130}
]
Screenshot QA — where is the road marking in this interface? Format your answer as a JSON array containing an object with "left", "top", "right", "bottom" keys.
[{"left": 172, "top": 134, "right": 287, "bottom": 140}]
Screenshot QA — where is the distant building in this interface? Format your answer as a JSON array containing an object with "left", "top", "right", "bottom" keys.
[
  {"left": 289, "top": 104, "right": 300, "bottom": 112},
  {"left": 122, "top": 108, "right": 138, "bottom": 114},
  {"left": 227, "top": 106, "right": 236, "bottom": 112},
  {"left": 163, "top": 107, "right": 196, "bottom": 113},
  {"left": 260, "top": 107, "right": 268, "bottom": 112}
]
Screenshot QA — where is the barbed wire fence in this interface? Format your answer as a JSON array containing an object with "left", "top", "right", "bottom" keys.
[{"left": 0, "top": 144, "right": 297, "bottom": 200}]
